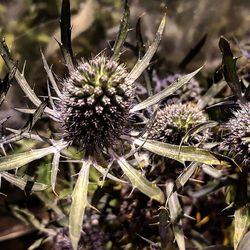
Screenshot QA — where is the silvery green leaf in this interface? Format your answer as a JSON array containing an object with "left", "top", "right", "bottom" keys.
[
  {"left": 175, "top": 162, "right": 199, "bottom": 190},
  {"left": 180, "top": 121, "right": 218, "bottom": 145},
  {"left": 114, "top": 153, "right": 164, "bottom": 203},
  {"left": 166, "top": 180, "right": 185, "bottom": 250},
  {"left": 51, "top": 151, "right": 60, "bottom": 193},
  {"left": 132, "top": 137, "right": 228, "bottom": 165},
  {"left": 41, "top": 50, "right": 63, "bottom": 99},
  {"left": 1, "top": 172, "right": 48, "bottom": 191},
  {"left": 5, "top": 128, "right": 44, "bottom": 143},
  {"left": 234, "top": 206, "right": 250, "bottom": 249},
  {"left": 130, "top": 66, "right": 203, "bottom": 112},
  {"left": 14, "top": 108, "right": 37, "bottom": 114},
  {"left": 0, "top": 141, "right": 67, "bottom": 171},
  {"left": 69, "top": 160, "right": 91, "bottom": 250},
  {"left": 125, "top": 14, "right": 166, "bottom": 87},
  {"left": 92, "top": 162, "right": 127, "bottom": 183}
]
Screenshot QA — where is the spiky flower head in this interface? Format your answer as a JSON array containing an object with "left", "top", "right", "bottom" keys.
[
  {"left": 153, "top": 72, "right": 202, "bottom": 104},
  {"left": 54, "top": 225, "right": 106, "bottom": 250},
  {"left": 149, "top": 103, "right": 208, "bottom": 144},
  {"left": 60, "top": 54, "right": 134, "bottom": 149},
  {"left": 219, "top": 103, "right": 250, "bottom": 165}
]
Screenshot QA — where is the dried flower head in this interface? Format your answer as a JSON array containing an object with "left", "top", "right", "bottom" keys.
[
  {"left": 61, "top": 55, "right": 134, "bottom": 149},
  {"left": 149, "top": 102, "right": 208, "bottom": 144},
  {"left": 219, "top": 103, "right": 250, "bottom": 165}
]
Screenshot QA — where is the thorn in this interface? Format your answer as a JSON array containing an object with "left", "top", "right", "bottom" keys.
[
  {"left": 21, "top": 60, "right": 27, "bottom": 76},
  {"left": 183, "top": 213, "right": 196, "bottom": 221},
  {"left": 89, "top": 204, "right": 100, "bottom": 214}
]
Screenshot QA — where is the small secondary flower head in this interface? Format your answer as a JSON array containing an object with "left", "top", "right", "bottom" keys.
[
  {"left": 149, "top": 102, "right": 208, "bottom": 144},
  {"left": 219, "top": 103, "right": 250, "bottom": 165}
]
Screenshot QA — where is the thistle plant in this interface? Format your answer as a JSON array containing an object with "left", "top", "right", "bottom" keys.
[{"left": 0, "top": 1, "right": 232, "bottom": 250}]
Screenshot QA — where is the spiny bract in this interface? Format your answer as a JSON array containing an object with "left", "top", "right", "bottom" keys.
[
  {"left": 149, "top": 102, "right": 208, "bottom": 144},
  {"left": 153, "top": 72, "right": 202, "bottom": 104},
  {"left": 220, "top": 102, "right": 250, "bottom": 165},
  {"left": 60, "top": 54, "right": 134, "bottom": 149}
]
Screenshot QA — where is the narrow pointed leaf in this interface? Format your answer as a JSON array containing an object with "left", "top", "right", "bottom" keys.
[
  {"left": 14, "top": 108, "right": 37, "bottom": 114},
  {"left": 0, "top": 141, "right": 67, "bottom": 171},
  {"left": 125, "top": 14, "right": 166, "bottom": 87},
  {"left": 130, "top": 66, "right": 203, "bottom": 112},
  {"left": 1, "top": 172, "right": 48, "bottom": 191},
  {"left": 60, "top": 0, "right": 74, "bottom": 69},
  {"left": 69, "top": 160, "right": 90, "bottom": 250},
  {"left": 175, "top": 162, "right": 199, "bottom": 190},
  {"left": 166, "top": 180, "right": 185, "bottom": 250},
  {"left": 114, "top": 154, "right": 164, "bottom": 203},
  {"left": 219, "top": 36, "right": 244, "bottom": 102},
  {"left": 180, "top": 121, "right": 218, "bottom": 145},
  {"left": 41, "top": 50, "right": 63, "bottom": 98},
  {"left": 92, "top": 162, "right": 127, "bottom": 183},
  {"left": 132, "top": 137, "right": 229, "bottom": 165},
  {"left": 22, "top": 100, "right": 48, "bottom": 133},
  {"left": 51, "top": 151, "right": 60, "bottom": 193},
  {"left": 112, "top": 0, "right": 130, "bottom": 58},
  {"left": 4, "top": 127, "right": 44, "bottom": 143}
]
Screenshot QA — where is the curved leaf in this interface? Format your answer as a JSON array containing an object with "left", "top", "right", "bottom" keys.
[
  {"left": 1, "top": 172, "right": 48, "bottom": 191},
  {"left": 114, "top": 153, "right": 164, "bottom": 203},
  {"left": 132, "top": 137, "right": 229, "bottom": 165},
  {"left": 0, "top": 141, "right": 67, "bottom": 171},
  {"left": 125, "top": 14, "right": 166, "bottom": 87},
  {"left": 69, "top": 160, "right": 91, "bottom": 250},
  {"left": 130, "top": 66, "right": 203, "bottom": 112},
  {"left": 166, "top": 180, "right": 185, "bottom": 250},
  {"left": 112, "top": 0, "right": 130, "bottom": 58},
  {"left": 51, "top": 151, "right": 60, "bottom": 194}
]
